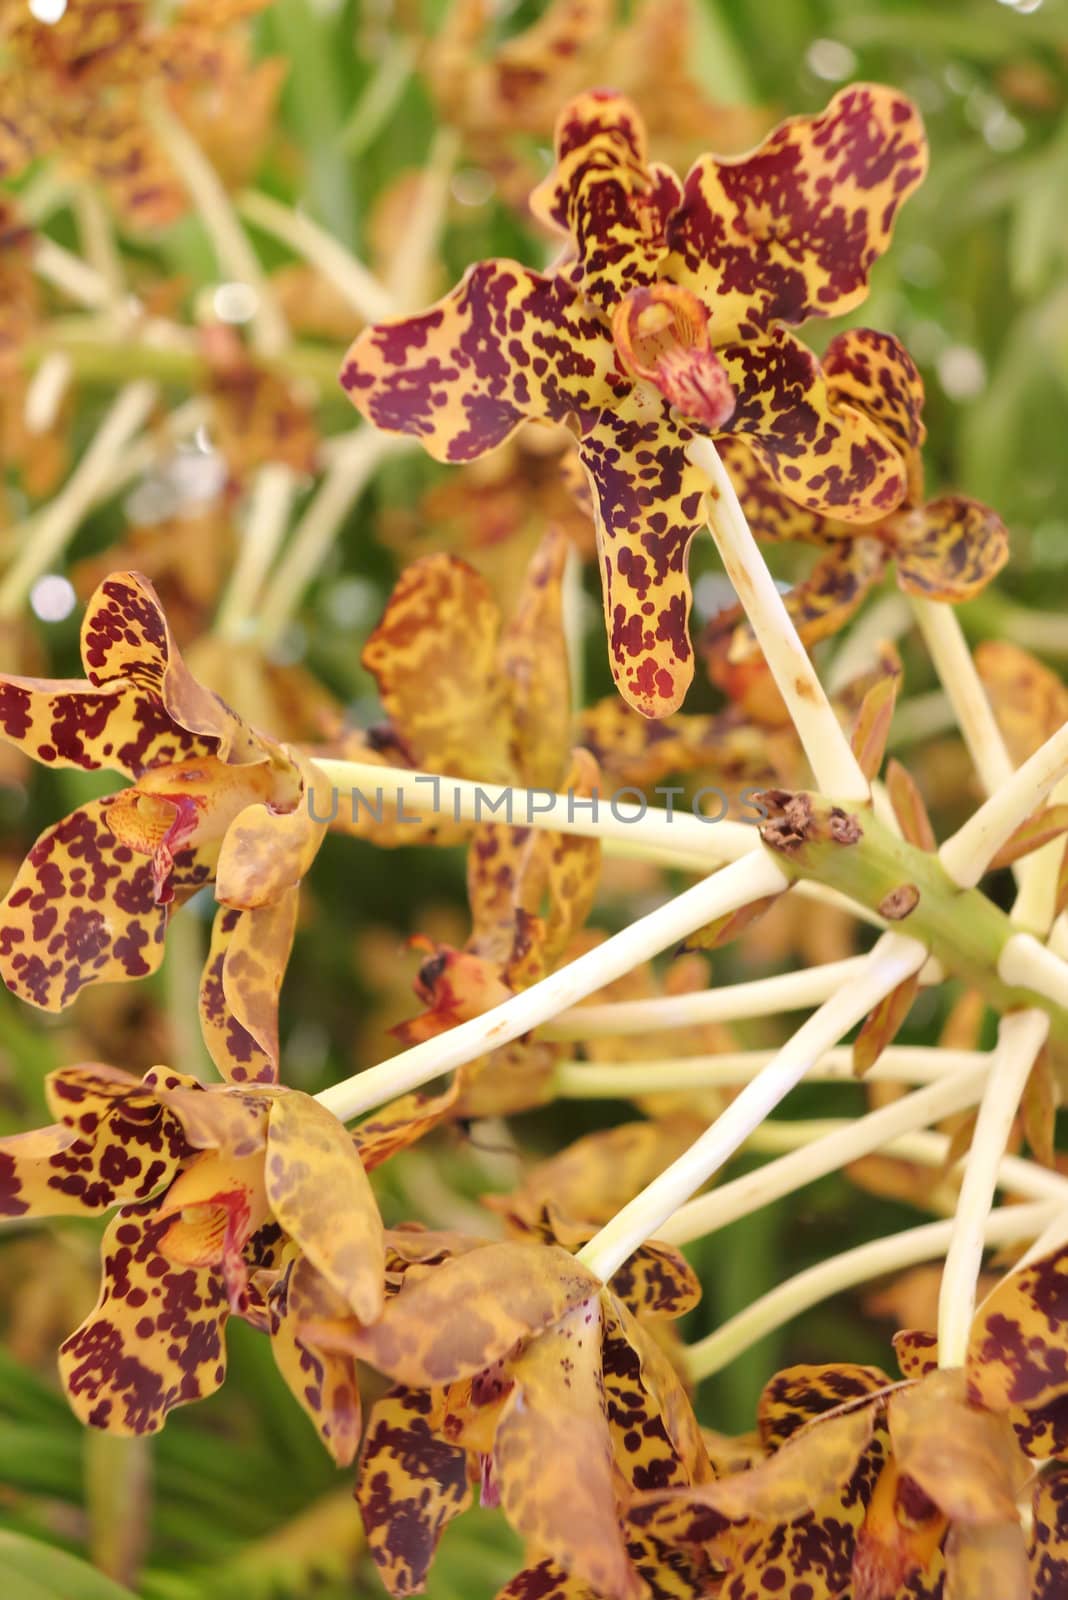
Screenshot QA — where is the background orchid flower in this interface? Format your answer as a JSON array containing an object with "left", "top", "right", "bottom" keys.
[
  {"left": 0, "top": 1060, "right": 384, "bottom": 1442},
  {"left": 716, "top": 328, "right": 1010, "bottom": 654},
  {"left": 342, "top": 84, "right": 925, "bottom": 716},
  {"left": 0, "top": 573, "right": 325, "bottom": 1083},
  {"left": 325, "top": 1229, "right": 710, "bottom": 1600}
]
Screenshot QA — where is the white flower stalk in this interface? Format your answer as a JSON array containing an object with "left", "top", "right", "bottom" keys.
[
  {"left": 314, "top": 851, "right": 787, "bottom": 1122},
  {"left": 33, "top": 238, "right": 119, "bottom": 312},
  {"left": 24, "top": 351, "right": 73, "bottom": 435},
  {"left": 939, "top": 720, "right": 1068, "bottom": 888},
  {"left": 0, "top": 380, "right": 158, "bottom": 618},
  {"left": 72, "top": 188, "right": 124, "bottom": 300},
  {"left": 387, "top": 127, "right": 460, "bottom": 311},
  {"left": 910, "top": 597, "right": 1013, "bottom": 794},
  {"left": 309, "top": 756, "right": 762, "bottom": 867},
  {"left": 555, "top": 1045, "right": 987, "bottom": 1097},
  {"left": 827, "top": 591, "right": 912, "bottom": 693},
  {"left": 937, "top": 1007, "right": 1050, "bottom": 1367},
  {"left": 544, "top": 954, "right": 940, "bottom": 1040},
  {"left": 574, "top": 931, "right": 927, "bottom": 1283},
  {"left": 661, "top": 1064, "right": 991, "bottom": 1248},
  {"left": 145, "top": 96, "right": 289, "bottom": 359},
  {"left": 215, "top": 464, "right": 300, "bottom": 640},
  {"left": 998, "top": 932, "right": 1068, "bottom": 1007},
  {"left": 686, "top": 1202, "right": 1058, "bottom": 1382},
  {"left": 688, "top": 434, "right": 870, "bottom": 802},
  {"left": 238, "top": 189, "right": 396, "bottom": 323},
  {"left": 255, "top": 429, "right": 404, "bottom": 648},
  {"left": 1011, "top": 774, "right": 1068, "bottom": 936}
]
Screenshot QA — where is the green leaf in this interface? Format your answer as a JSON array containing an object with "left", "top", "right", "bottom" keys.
[{"left": 0, "top": 1533, "right": 140, "bottom": 1600}]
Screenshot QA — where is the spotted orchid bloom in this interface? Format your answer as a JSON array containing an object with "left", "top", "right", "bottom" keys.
[
  {"left": 0, "top": 573, "right": 326, "bottom": 1083},
  {"left": 342, "top": 85, "right": 926, "bottom": 717},
  {"left": 0, "top": 1061, "right": 384, "bottom": 1448},
  {"left": 317, "top": 1229, "right": 713, "bottom": 1600},
  {"left": 717, "top": 328, "right": 1010, "bottom": 655}
]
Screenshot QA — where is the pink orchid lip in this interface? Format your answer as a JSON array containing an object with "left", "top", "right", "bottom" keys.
[{"left": 611, "top": 284, "right": 736, "bottom": 430}]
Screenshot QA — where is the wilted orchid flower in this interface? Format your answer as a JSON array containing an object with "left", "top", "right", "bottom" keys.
[
  {"left": 717, "top": 328, "right": 1009, "bottom": 654},
  {"left": 342, "top": 85, "right": 926, "bottom": 716},
  {"left": 0, "top": 573, "right": 326, "bottom": 1082},
  {"left": 320, "top": 1229, "right": 713, "bottom": 1599},
  {"left": 0, "top": 1061, "right": 385, "bottom": 1445}
]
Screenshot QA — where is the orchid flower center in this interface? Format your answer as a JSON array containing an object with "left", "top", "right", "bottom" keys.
[
  {"left": 108, "top": 756, "right": 290, "bottom": 904},
  {"left": 611, "top": 283, "right": 736, "bottom": 429}
]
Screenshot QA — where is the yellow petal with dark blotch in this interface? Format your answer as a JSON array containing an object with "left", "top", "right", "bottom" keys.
[
  {"left": 200, "top": 906, "right": 278, "bottom": 1085},
  {"left": 891, "top": 496, "right": 1009, "bottom": 602},
  {"left": 0, "top": 1061, "right": 195, "bottom": 1218},
  {"left": 493, "top": 1554, "right": 604, "bottom": 1599},
  {"left": 604, "top": 1298, "right": 709, "bottom": 1496},
  {"left": 717, "top": 435, "right": 835, "bottom": 545},
  {"left": 501, "top": 527, "right": 573, "bottom": 790},
  {"left": 892, "top": 1330, "right": 939, "bottom": 1382},
  {"left": 269, "top": 1255, "right": 363, "bottom": 1468},
  {"left": 782, "top": 538, "right": 889, "bottom": 652},
  {"left": 357, "top": 1385, "right": 472, "bottom": 1595},
  {"left": 888, "top": 1369, "right": 1027, "bottom": 1523},
  {"left": 486, "top": 1117, "right": 704, "bottom": 1233},
  {"left": 79, "top": 573, "right": 264, "bottom": 764},
  {"left": 967, "top": 1243, "right": 1068, "bottom": 1417},
  {"left": 531, "top": 90, "right": 673, "bottom": 313},
  {"left": 58, "top": 1202, "right": 229, "bottom": 1434},
  {"left": 665, "top": 83, "right": 927, "bottom": 338},
  {"left": 351, "top": 1081, "right": 462, "bottom": 1172},
  {"left": 637, "top": 1403, "right": 875, "bottom": 1528},
  {"left": 265, "top": 1092, "right": 385, "bottom": 1324},
  {"left": 323, "top": 1241, "right": 602, "bottom": 1389},
  {"left": 453, "top": 1037, "right": 559, "bottom": 1120},
  {"left": 219, "top": 891, "right": 299, "bottom": 1079},
  {"left": 1030, "top": 1466, "right": 1068, "bottom": 1600},
  {"left": 717, "top": 329, "right": 908, "bottom": 526},
  {"left": 0, "top": 798, "right": 168, "bottom": 1011},
  {"left": 153, "top": 1080, "right": 271, "bottom": 1157},
  {"left": 578, "top": 391, "right": 708, "bottom": 718},
  {"left": 576, "top": 694, "right": 772, "bottom": 789},
  {"left": 361, "top": 553, "right": 515, "bottom": 784},
  {"left": 539, "top": 747, "right": 602, "bottom": 968},
  {"left": 495, "top": 1296, "right": 643, "bottom": 1600},
  {"left": 606, "top": 1241, "right": 702, "bottom": 1323},
  {"left": 341, "top": 260, "right": 615, "bottom": 465},
  {"left": 823, "top": 329, "right": 927, "bottom": 493},
  {"left": 214, "top": 754, "right": 323, "bottom": 911},
  {"left": 976, "top": 641, "right": 1068, "bottom": 765},
  {"left": 758, "top": 1363, "right": 893, "bottom": 1451},
  {"left": 946, "top": 1519, "right": 1030, "bottom": 1600},
  {"left": 0, "top": 674, "right": 157, "bottom": 781}
]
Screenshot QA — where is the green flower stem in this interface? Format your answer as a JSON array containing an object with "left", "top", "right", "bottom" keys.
[
  {"left": 574, "top": 931, "right": 926, "bottom": 1284},
  {"left": 238, "top": 189, "right": 395, "bottom": 322},
  {"left": 23, "top": 324, "right": 344, "bottom": 393},
  {"left": 690, "top": 435, "right": 870, "bottom": 802},
  {"left": 758, "top": 790, "right": 1068, "bottom": 1042},
  {"left": 342, "top": 35, "right": 417, "bottom": 156},
  {"left": 313, "top": 852, "right": 787, "bottom": 1123},
  {"left": 386, "top": 126, "right": 460, "bottom": 311},
  {"left": 937, "top": 1007, "right": 1049, "bottom": 1368},
  {"left": 661, "top": 1064, "right": 990, "bottom": 1249},
  {"left": 554, "top": 1044, "right": 987, "bottom": 1097},
  {"left": 685, "top": 1202, "right": 1058, "bottom": 1383}
]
